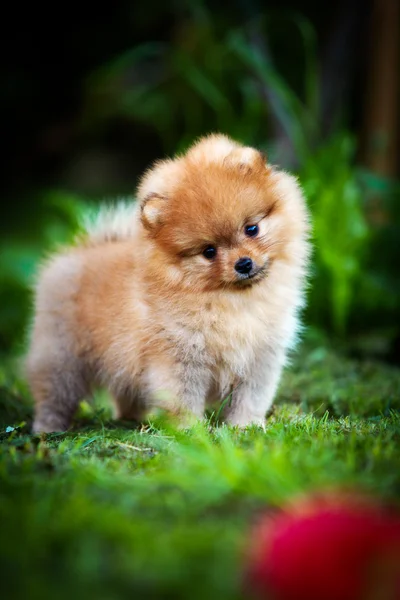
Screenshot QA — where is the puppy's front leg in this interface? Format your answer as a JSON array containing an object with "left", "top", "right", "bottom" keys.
[
  {"left": 145, "top": 360, "right": 210, "bottom": 425},
  {"left": 224, "top": 350, "right": 285, "bottom": 428}
]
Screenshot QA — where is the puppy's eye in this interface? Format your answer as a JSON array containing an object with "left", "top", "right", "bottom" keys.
[
  {"left": 244, "top": 224, "right": 259, "bottom": 237},
  {"left": 202, "top": 245, "right": 217, "bottom": 260}
]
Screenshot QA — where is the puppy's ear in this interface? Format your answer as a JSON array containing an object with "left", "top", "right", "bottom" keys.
[
  {"left": 137, "top": 158, "right": 183, "bottom": 233},
  {"left": 140, "top": 193, "right": 168, "bottom": 232},
  {"left": 258, "top": 150, "right": 268, "bottom": 166},
  {"left": 225, "top": 147, "right": 267, "bottom": 173}
]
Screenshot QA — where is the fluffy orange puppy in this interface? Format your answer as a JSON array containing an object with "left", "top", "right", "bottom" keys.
[{"left": 27, "top": 134, "right": 311, "bottom": 432}]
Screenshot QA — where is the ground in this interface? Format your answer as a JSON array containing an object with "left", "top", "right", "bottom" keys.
[{"left": 0, "top": 329, "right": 399, "bottom": 600}]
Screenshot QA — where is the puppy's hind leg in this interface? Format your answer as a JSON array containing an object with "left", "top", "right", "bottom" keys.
[
  {"left": 28, "top": 357, "right": 88, "bottom": 433},
  {"left": 27, "top": 252, "right": 89, "bottom": 433},
  {"left": 27, "top": 322, "right": 87, "bottom": 435}
]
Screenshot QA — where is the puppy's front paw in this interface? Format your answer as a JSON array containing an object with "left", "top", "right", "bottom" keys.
[{"left": 225, "top": 415, "right": 266, "bottom": 430}]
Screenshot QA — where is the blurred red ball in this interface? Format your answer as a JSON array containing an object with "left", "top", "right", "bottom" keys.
[{"left": 246, "top": 491, "right": 400, "bottom": 600}]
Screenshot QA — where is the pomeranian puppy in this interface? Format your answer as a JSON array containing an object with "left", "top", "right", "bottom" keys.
[{"left": 27, "top": 134, "right": 311, "bottom": 432}]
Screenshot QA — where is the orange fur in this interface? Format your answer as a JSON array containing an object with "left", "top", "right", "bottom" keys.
[{"left": 27, "top": 134, "right": 311, "bottom": 432}]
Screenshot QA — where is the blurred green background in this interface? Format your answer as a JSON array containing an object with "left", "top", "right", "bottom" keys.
[{"left": 1, "top": 0, "right": 399, "bottom": 363}]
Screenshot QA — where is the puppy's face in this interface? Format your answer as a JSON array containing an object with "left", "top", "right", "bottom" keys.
[{"left": 139, "top": 136, "right": 308, "bottom": 293}]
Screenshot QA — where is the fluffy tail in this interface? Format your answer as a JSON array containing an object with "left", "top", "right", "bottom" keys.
[{"left": 80, "top": 198, "right": 140, "bottom": 245}]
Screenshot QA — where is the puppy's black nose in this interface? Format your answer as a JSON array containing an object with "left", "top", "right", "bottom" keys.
[{"left": 235, "top": 257, "right": 253, "bottom": 274}]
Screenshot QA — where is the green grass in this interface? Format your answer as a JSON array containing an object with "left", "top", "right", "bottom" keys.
[{"left": 1, "top": 330, "right": 400, "bottom": 600}]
